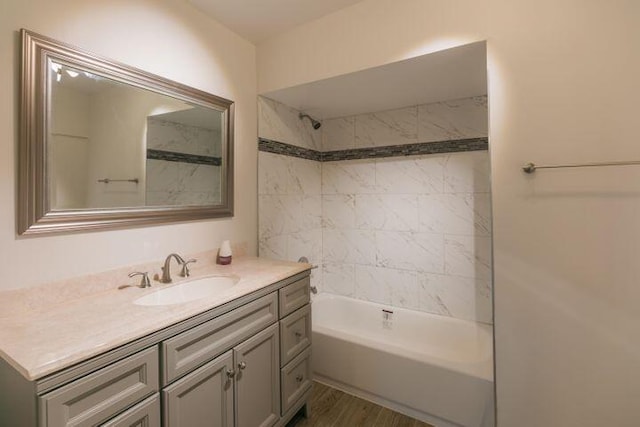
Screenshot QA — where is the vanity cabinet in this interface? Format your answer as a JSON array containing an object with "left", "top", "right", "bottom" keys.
[{"left": 0, "top": 270, "right": 311, "bottom": 427}]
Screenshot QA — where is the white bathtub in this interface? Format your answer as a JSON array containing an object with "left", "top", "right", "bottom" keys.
[{"left": 312, "top": 293, "right": 494, "bottom": 427}]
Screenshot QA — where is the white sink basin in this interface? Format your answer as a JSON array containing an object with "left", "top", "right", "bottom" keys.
[{"left": 134, "top": 276, "right": 239, "bottom": 306}]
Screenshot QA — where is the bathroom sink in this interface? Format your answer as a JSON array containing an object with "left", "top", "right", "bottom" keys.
[{"left": 134, "top": 276, "right": 239, "bottom": 306}]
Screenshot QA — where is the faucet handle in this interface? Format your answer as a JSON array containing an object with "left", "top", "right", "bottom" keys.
[
  {"left": 128, "top": 271, "right": 151, "bottom": 288},
  {"left": 180, "top": 259, "right": 197, "bottom": 277}
]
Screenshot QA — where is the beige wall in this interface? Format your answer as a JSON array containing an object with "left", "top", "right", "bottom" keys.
[
  {"left": 0, "top": 0, "right": 257, "bottom": 289},
  {"left": 257, "top": 0, "right": 640, "bottom": 426}
]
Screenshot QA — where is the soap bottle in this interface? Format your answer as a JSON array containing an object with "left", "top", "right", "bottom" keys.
[{"left": 217, "top": 240, "right": 232, "bottom": 265}]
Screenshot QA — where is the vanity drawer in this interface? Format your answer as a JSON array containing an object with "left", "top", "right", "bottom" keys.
[
  {"left": 40, "top": 347, "right": 159, "bottom": 427},
  {"left": 279, "top": 304, "right": 311, "bottom": 367},
  {"left": 278, "top": 276, "right": 310, "bottom": 318},
  {"left": 100, "top": 393, "right": 160, "bottom": 427},
  {"left": 280, "top": 347, "right": 312, "bottom": 415},
  {"left": 162, "top": 292, "right": 278, "bottom": 385}
]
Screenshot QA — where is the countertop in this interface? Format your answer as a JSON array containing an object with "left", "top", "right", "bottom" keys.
[{"left": 0, "top": 254, "right": 311, "bottom": 381}]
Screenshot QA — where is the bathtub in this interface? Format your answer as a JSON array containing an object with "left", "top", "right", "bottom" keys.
[{"left": 311, "top": 293, "right": 494, "bottom": 427}]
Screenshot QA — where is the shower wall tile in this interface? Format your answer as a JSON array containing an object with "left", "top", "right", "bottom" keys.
[
  {"left": 323, "top": 229, "right": 377, "bottom": 265},
  {"left": 417, "top": 96, "right": 488, "bottom": 142},
  {"left": 354, "top": 265, "right": 393, "bottom": 305},
  {"left": 322, "top": 117, "right": 355, "bottom": 151},
  {"left": 258, "top": 96, "right": 492, "bottom": 324},
  {"left": 444, "top": 235, "right": 492, "bottom": 280},
  {"left": 444, "top": 151, "right": 491, "bottom": 193},
  {"left": 376, "top": 231, "right": 444, "bottom": 273},
  {"left": 355, "top": 194, "right": 419, "bottom": 231},
  {"left": 322, "top": 159, "right": 376, "bottom": 194},
  {"left": 418, "top": 273, "right": 492, "bottom": 323},
  {"left": 418, "top": 193, "right": 492, "bottom": 236},
  {"left": 322, "top": 195, "right": 356, "bottom": 229},
  {"left": 323, "top": 263, "right": 356, "bottom": 297},
  {"left": 258, "top": 96, "right": 321, "bottom": 150},
  {"left": 375, "top": 156, "right": 445, "bottom": 194},
  {"left": 258, "top": 152, "right": 288, "bottom": 195},
  {"left": 146, "top": 160, "right": 179, "bottom": 192},
  {"left": 355, "top": 106, "right": 418, "bottom": 147}
]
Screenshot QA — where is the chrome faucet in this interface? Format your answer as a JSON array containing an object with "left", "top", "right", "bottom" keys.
[{"left": 160, "top": 253, "right": 185, "bottom": 284}]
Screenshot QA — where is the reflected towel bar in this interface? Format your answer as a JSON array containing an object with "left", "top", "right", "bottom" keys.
[
  {"left": 97, "top": 178, "right": 139, "bottom": 184},
  {"left": 522, "top": 160, "right": 640, "bottom": 174}
]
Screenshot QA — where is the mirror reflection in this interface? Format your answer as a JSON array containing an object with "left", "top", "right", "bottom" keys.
[{"left": 49, "top": 61, "right": 224, "bottom": 210}]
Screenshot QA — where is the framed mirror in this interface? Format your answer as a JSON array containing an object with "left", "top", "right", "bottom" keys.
[{"left": 19, "top": 29, "right": 234, "bottom": 235}]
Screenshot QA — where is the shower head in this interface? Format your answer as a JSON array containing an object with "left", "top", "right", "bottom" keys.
[{"left": 299, "top": 113, "right": 322, "bottom": 130}]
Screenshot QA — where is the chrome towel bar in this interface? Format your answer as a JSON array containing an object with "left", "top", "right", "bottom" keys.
[{"left": 523, "top": 160, "right": 640, "bottom": 174}]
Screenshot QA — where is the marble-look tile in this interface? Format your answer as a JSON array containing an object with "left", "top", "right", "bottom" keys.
[
  {"left": 258, "top": 152, "right": 288, "bottom": 195},
  {"left": 417, "top": 96, "right": 488, "bottom": 143},
  {"left": 146, "top": 159, "right": 179, "bottom": 192},
  {"left": 444, "top": 235, "right": 492, "bottom": 280},
  {"left": 354, "top": 265, "right": 393, "bottom": 305},
  {"left": 172, "top": 191, "right": 219, "bottom": 205},
  {"left": 287, "top": 229, "right": 322, "bottom": 266},
  {"left": 322, "top": 159, "right": 376, "bottom": 194},
  {"left": 418, "top": 193, "right": 492, "bottom": 236},
  {"left": 258, "top": 97, "right": 321, "bottom": 150},
  {"left": 322, "top": 229, "right": 376, "bottom": 265},
  {"left": 322, "top": 195, "right": 356, "bottom": 229},
  {"left": 354, "top": 265, "right": 420, "bottom": 309},
  {"left": 322, "top": 116, "right": 355, "bottom": 151},
  {"left": 355, "top": 194, "right": 419, "bottom": 231},
  {"left": 323, "top": 263, "right": 356, "bottom": 297},
  {"left": 300, "top": 195, "right": 322, "bottom": 230},
  {"left": 147, "top": 118, "right": 217, "bottom": 157},
  {"left": 178, "top": 164, "right": 219, "bottom": 192},
  {"left": 258, "top": 195, "right": 303, "bottom": 238},
  {"left": 355, "top": 106, "right": 418, "bottom": 147},
  {"left": 418, "top": 273, "right": 493, "bottom": 323},
  {"left": 375, "top": 155, "right": 445, "bottom": 194},
  {"left": 444, "top": 151, "right": 491, "bottom": 193},
  {"left": 288, "top": 157, "right": 322, "bottom": 195},
  {"left": 259, "top": 235, "right": 287, "bottom": 260},
  {"left": 375, "top": 231, "right": 444, "bottom": 273}
]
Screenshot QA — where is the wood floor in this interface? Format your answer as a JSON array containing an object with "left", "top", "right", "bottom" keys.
[{"left": 287, "top": 382, "right": 434, "bottom": 427}]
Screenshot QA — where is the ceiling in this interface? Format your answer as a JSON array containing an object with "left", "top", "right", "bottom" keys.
[
  {"left": 261, "top": 41, "right": 487, "bottom": 119},
  {"left": 188, "top": 0, "right": 365, "bottom": 43}
]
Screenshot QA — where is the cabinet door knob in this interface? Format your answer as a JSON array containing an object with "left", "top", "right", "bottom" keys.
[
  {"left": 294, "top": 331, "right": 302, "bottom": 338},
  {"left": 226, "top": 369, "right": 236, "bottom": 378},
  {"left": 238, "top": 361, "right": 247, "bottom": 370},
  {"left": 296, "top": 374, "right": 304, "bottom": 383}
]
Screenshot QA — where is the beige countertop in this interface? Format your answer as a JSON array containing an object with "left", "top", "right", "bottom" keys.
[{"left": 0, "top": 253, "right": 310, "bottom": 381}]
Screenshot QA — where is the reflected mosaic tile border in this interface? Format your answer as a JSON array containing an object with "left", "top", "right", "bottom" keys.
[
  {"left": 147, "top": 149, "right": 222, "bottom": 166},
  {"left": 258, "top": 137, "right": 487, "bottom": 162}
]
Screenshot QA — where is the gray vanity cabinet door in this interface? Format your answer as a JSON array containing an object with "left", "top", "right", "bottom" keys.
[
  {"left": 100, "top": 393, "right": 160, "bottom": 427},
  {"left": 234, "top": 323, "right": 280, "bottom": 427},
  {"left": 162, "top": 350, "right": 234, "bottom": 427}
]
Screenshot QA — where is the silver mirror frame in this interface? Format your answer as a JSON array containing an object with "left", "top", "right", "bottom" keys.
[{"left": 18, "top": 29, "right": 234, "bottom": 235}]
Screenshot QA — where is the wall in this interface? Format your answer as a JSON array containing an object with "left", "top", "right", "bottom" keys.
[
  {"left": 321, "top": 97, "right": 491, "bottom": 323},
  {"left": 258, "top": 96, "right": 323, "bottom": 291},
  {"left": 256, "top": 0, "right": 640, "bottom": 426},
  {"left": 259, "top": 96, "right": 492, "bottom": 323},
  {"left": 0, "top": 0, "right": 257, "bottom": 289}
]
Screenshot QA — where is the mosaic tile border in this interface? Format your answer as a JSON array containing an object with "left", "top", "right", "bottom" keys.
[
  {"left": 258, "top": 138, "right": 322, "bottom": 161},
  {"left": 147, "top": 149, "right": 222, "bottom": 166},
  {"left": 258, "top": 137, "right": 488, "bottom": 162}
]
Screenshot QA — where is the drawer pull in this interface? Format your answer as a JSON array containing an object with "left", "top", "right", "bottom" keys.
[
  {"left": 226, "top": 369, "right": 236, "bottom": 378},
  {"left": 294, "top": 331, "right": 302, "bottom": 338},
  {"left": 296, "top": 374, "right": 304, "bottom": 383},
  {"left": 238, "top": 361, "right": 247, "bottom": 370}
]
